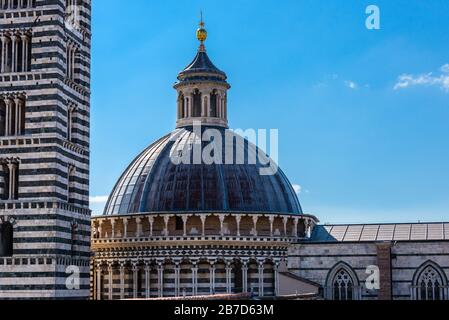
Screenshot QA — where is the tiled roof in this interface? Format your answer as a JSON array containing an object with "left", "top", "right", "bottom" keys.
[{"left": 308, "top": 223, "right": 449, "bottom": 243}]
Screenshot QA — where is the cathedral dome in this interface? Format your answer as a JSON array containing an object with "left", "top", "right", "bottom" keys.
[
  {"left": 103, "top": 20, "right": 303, "bottom": 216},
  {"left": 103, "top": 126, "right": 302, "bottom": 215}
]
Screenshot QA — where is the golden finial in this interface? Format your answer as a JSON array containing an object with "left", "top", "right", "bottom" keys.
[{"left": 196, "top": 11, "right": 207, "bottom": 44}]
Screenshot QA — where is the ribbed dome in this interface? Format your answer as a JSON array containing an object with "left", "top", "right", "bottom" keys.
[{"left": 104, "top": 127, "right": 303, "bottom": 215}]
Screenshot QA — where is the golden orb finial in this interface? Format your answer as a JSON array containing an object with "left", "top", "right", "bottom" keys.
[{"left": 196, "top": 12, "right": 207, "bottom": 43}]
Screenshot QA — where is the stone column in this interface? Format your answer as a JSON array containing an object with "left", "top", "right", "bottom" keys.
[
  {"left": 269, "top": 216, "right": 274, "bottom": 237},
  {"left": 7, "top": 162, "right": 15, "bottom": 200},
  {"left": 123, "top": 218, "right": 128, "bottom": 238},
  {"left": 96, "top": 263, "right": 102, "bottom": 300},
  {"left": 283, "top": 217, "right": 288, "bottom": 237},
  {"left": 306, "top": 219, "right": 312, "bottom": 238},
  {"left": 242, "top": 260, "right": 248, "bottom": 293},
  {"left": 5, "top": 99, "right": 12, "bottom": 136},
  {"left": 108, "top": 262, "right": 114, "bottom": 300},
  {"left": 11, "top": 35, "right": 16, "bottom": 72},
  {"left": 258, "top": 260, "right": 265, "bottom": 297},
  {"left": 174, "top": 262, "right": 180, "bottom": 297},
  {"left": 135, "top": 217, "right": 142, "bottom": 238},
  {"left": 132, "top": 262, "right": 138, "bottom": 299},
  {"left": 182, "top": 215, "right": 188, "bottom": 237},
  {"left": 22, "top": 35, "right": 29, "bottom": 72},
  {"left": 209, "top": 261, "right": 216, "bottom": 295},
  {"left": 0, "top": 36, "right": 6, "bottom": 73},
  {"left": 157, "top": 262, "right": 164, "bottom": 297},
  {"left": 274, "top": 261, "right": 280, "bottom": 297},
  {"left": 148, "top": 216, "right": 154, "bottom": 237},
  {"left": 235, "top": 215, "right": 241, "bottom": 237},
  {"left": 225, "top": 261, "right": 232, "bottom": 294},
  {"left": 201, "top": 94, "right": 206, "bottom": 117},
  {"left": 252, "top": 216, "right": 258, "bottom": 237},
  {"left": 293, "top": 218, "right": 299, "bottom": 237},
  {"left": 110, "top": 218, "right": 116, "bottom": 238},
  {"left": 163, "top": 215, "right": 170, "bottom": 237},
  {"left": 144, "top": 262, "right": 151, "bottom": 298},
  {"left": 219, "top": 215, "right": 225, "bottom": 237},
  {"left": 119, "top": 262, "right": 125, "bottom": 299},
  {"left": 97, "top": 220, "right": 103, "bottom": 239},
  {"left": 15, "top": 97, "right": 21, "bottom": 135},
  {"left": 184, "top": 96, "right": 189, "bottom": 118},
  {"left": 200, "top": 215, "right": 206, "bottom": 237},
  {"left": 191, "top": 261, "right": 198, "bottom": 296}
]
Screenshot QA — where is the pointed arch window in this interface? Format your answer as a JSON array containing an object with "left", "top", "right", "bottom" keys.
[
  {"left": 326, "top": 262, "right": 359, "bottom": 300},
  {"left": 413, "top": 262, "right": 447, "bottom": 300},
  {"left": 333, "top": 269, "right": 355, "bottom": 300}
]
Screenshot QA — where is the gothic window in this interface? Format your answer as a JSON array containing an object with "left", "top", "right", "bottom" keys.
[
  {"left": 414, "top": 262, "right": 447, "bottom": 300},
  {"left": 333, "top": 269, "right": 354, "bottom": 300},
  {"left": 0, "top": 221, "right": 13, "bottom": 257},
  {"left": 326, "top": 263, "right": 359, "bottom": 300},
  {"left": 0, "top": 159, "right": 20, "bottom": 200},
  {"left": 210, "top": 90, "right": 218, "bottom": 117},
  {"left": 192, "top": 89, "right": 202, "bottom": 117}
]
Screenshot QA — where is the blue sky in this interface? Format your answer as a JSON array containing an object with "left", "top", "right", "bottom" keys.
[{"left": 90, "top": 0, "right": 449, "bottom": 224}]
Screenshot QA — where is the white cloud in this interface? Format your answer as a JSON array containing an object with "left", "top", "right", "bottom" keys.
[
  {"left": 345, "top": 80, "right": 358, "bottom": 90},
  {"left": 292, "top": 184, "right": 302, "bottom": 195},
  {"left": 89, "top": 195, "right": 109, "bottom": 204},
  {"left": 441, "top": 64, "right": 449, "bottom": 73},
  {"left": 394, "top": 64, "right": 449, "bottom": 92}
]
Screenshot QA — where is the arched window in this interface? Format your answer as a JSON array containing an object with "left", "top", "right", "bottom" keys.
[
  {"left": 0, "top": 221, "right": 13, "bottom": 257},
  {"left": 326, "top": 262, "right": 359, "bottom": 300},
  {"left": 178, "top": 93, "right": 185, "bottom": 119},
  {"left": 192, "top": 89, "right": 202, "bottom": 117},
  {"left": 332, "top": 269, "right": 354, "bottom": 300},
  {"left": 210, "top": 90, "right": 218, "bottom": 117},
  {"left": 413, "top": 261, "right": 447, "bottom": 300}
]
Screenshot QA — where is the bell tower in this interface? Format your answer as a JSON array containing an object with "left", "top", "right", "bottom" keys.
[
  {"left": 174, "top": 19, "right": 231, "bottom": 129},
  {"left": 0, "top": 0, "right": 91, "bottom": 299}
]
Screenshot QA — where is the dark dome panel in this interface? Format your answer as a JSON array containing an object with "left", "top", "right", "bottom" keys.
[{"left": 104, "top": 127, "right": 303, "bottom": 215}]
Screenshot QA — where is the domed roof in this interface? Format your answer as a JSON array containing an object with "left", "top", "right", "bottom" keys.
[{"left": 103, "top": 127, "right": 303, "bottom": 215}]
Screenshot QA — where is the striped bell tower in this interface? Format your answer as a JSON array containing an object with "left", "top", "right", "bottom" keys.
[{"left": 0, "top": 0, "right": 91, "bottom": 299}]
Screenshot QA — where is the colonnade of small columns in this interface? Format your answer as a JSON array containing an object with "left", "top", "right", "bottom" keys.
[
  {"left": 0, "top": 93, "right": 26, "bottom": 137},
  {"left": 0, "top": 0, "right": 35, "bottom": 10},
  {"left": 177, "top": 89, "right": 227, "bottom": 120},
  {"left": 0, "top": 157, "right": 20, "bottom": 200},
  {"left": 92, "top": 213, "right": 316, "bottom": 240},
  {"left": 93, "top": 257, "right": 280, "bottom": 300},
  {"left": 0, "top": 30, "right": 32, "bottom": 74}
]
